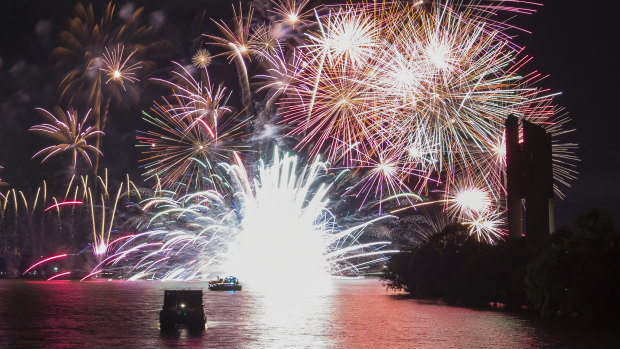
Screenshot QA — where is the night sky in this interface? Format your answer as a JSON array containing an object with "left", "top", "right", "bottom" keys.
[{"left": 0, "top": 0, "right": 618, "bottom": 228}]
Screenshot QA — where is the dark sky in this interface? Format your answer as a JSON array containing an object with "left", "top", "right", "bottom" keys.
[
  {"left": 516, "top": 0, "right": 620, "bottom": 226},
  {"left": 0, "top": 0, "right": 618, "bottom": 228}
]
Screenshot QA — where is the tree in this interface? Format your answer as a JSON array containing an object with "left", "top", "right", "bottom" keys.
[{"left": 526, "top": 208, "right": 620, "bottom": 323}]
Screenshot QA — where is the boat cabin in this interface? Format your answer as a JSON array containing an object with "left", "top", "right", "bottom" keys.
[{"left": 159, "top": 290, "right": 206, "bottom": 331}]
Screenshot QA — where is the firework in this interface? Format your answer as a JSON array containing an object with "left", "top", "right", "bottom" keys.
[
  {"left": 1, "top": 180, "right": 50, "bottom": 221},
  {"left": 280, "top": 58, "right": 378, "bottom": 164},
  {"left": 263, "top": 1, "right": 576, "bottom": 241},
  {"left": 207, "top": 5, "right": 254, "bottom": 61},
  {"left": 87, "top": 184, "right": 124, "bottom": 256},
  {"left": 138, "top": 62, "right": 250, "bottom": 192},
  {"left": 443, "top": 175, "right": 496, "bottom": 219},
  {"left": 13, "top": 0, "right": 580, "bottom": 282},
  {"left": 3, "top": 170, "right": 143, "bottom": 279},
  {"left": 461, "top": 209, "right": 507, "bottom": 243},
  {"left": 137, "top": 98, "right": 249, "bottom": 193},
  {"left": 55, "top": 1, "right": 155, "bottom": 103},
  {"left": 205, "top": 4, "right": 256, "bottom": 117},
  {"left": 30, "top": 107, "right": 103, "bottom": 168},
  {"left": 97, "top": 149, "right": 396, "bottom": 285},
  {"left": 342, "top": 142, "right": 424, "bottom": 211},
  {"left": 54, "top": 1, "right": 162, "bottom": 175},
  {"left": 225, "top": 149, "right": 396, "bottom": 289},
  {"left": 192, "top": 48, "right": 212, "bottom": 68},
  {"left": 101, "top": 44, "right": 142, "bottom": 90},
  {"left": 153, "top": 62, "right": 232, "bottom": 128},
  {"left": 271, "top": 0, "right": 312, "bottom": 27},
  {"left": 304, "top": 6, "right": 380, "bottom": 69}
]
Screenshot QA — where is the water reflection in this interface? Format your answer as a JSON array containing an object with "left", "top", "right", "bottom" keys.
[
  {"left": 247, "top": 281, "right": 336, "bottom": 348},
  {"left": 159, "top": 329, "right": 207, "bottom": 347}
]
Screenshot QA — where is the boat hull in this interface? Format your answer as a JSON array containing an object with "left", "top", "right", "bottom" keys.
[{"left": 208, "top": 283, "right": 242, "bottom": 291}]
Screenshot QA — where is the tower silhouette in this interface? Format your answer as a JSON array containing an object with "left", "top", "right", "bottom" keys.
[{"left": 505, "top": 116, "right": 554, "bottom": 245}]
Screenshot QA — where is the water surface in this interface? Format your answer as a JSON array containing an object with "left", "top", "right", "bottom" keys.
[{"left": 0, "top": 278, "right": 616, "bottom": 348}]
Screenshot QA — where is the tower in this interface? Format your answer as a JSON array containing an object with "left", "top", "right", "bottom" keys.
[{"left": 505, "top": 116, "right": 554, "bottom": 245}]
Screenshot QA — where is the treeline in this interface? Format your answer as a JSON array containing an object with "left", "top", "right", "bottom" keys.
[{"left": 383, "top": 208, "right": 620, "bottom": 324}]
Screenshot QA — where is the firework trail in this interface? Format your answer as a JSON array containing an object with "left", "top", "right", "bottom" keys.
[{"left": 2, "top": 171, "right": 143, "bottom": 278}]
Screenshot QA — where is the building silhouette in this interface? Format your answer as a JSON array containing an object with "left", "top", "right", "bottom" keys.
[{"left": 505, "top": 115, "right": 554, "bottom": 245}]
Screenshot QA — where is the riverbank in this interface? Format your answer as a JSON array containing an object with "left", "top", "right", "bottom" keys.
[{"left": 383, "top": 208, "right": 620, "bottom": 325}]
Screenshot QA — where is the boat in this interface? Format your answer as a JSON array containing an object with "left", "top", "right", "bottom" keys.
[
  {"left": 208, "top": 276, "right": 242, "bottom": 291},
  {"left": 159, "top": 290, "right": 206, "bottom": 331}
]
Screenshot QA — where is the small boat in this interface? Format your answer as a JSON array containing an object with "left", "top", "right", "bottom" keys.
[
  {"left": 159, "top": 290, "right": 206, "bottom": 331},
  {"left": 208, "top": 276, "right": 242, "bottom": 291}
]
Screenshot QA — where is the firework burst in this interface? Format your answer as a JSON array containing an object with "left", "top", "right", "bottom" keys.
[
  {"left": 96, "top": 149, "right": 396, "bottom": 284},
  {"left": 138, "top": 62, "right": 251, "bottom": 192},
  {"left": 30, "top": 107, "right": 103, "bottom": 168},
  {"left": 271, "top": 0, "right": 312, "bottom": 27},
  {"left": 101, "top": 44, "right": 142, "bottom": 90},
  {"left": 192, "top": 48, "right": 212, "bottom": 68},
  {"left": 154, "top": 62, "right": 232, "bottom": 128},
  {"left": 137, "top": 98, "right": 248, "bottom": 193}
]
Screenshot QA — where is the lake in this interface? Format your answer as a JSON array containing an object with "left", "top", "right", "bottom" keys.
[{"left": 0, "top": 278, "right": 616, "bottom": 348}]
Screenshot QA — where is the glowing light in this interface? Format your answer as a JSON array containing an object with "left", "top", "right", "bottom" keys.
[
  {"left": 455, "top": 188, "right": 491, "bottom": 215},
  {"left": 462, "top": 210, "right": 506, "bottom": 243},
  {"left": 425, "top": 40, "right": 454, "bottom": 71},
  {"left": 225, "top": 149, "right": 396, "bottom": 291},
  {"left": 94, "top": 241, "right": 108, "bottom": 256}
]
